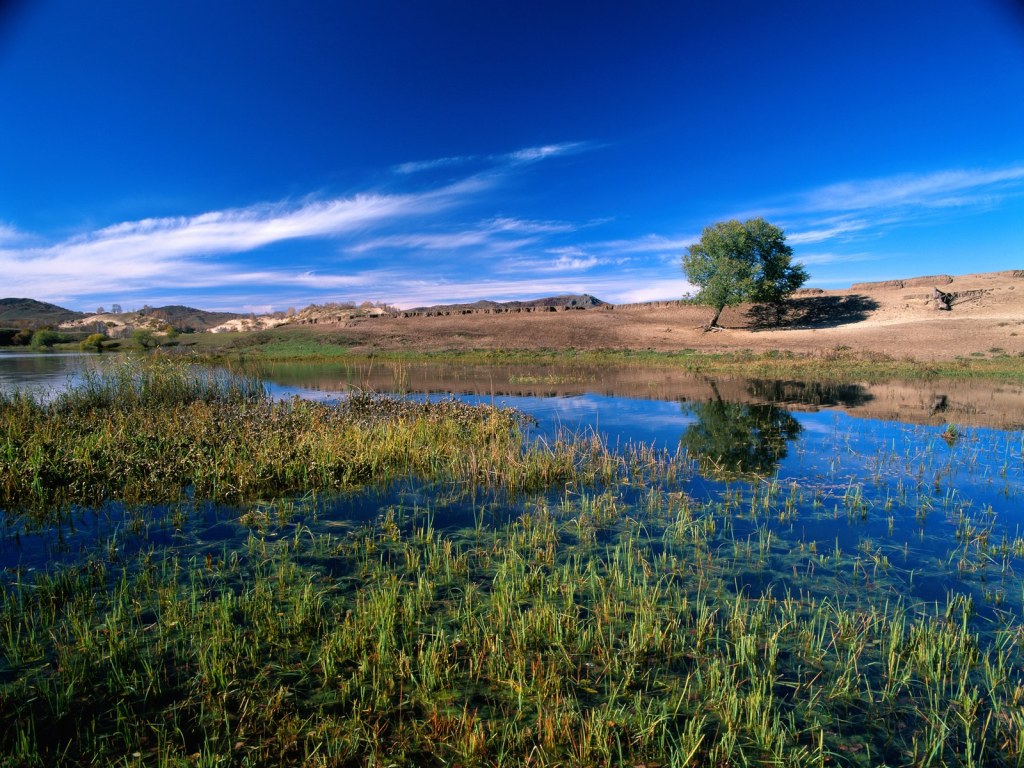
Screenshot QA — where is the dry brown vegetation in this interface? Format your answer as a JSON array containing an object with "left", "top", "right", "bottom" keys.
[{"left": 278, "top": 270, "right": 1024, "bottom": 361}]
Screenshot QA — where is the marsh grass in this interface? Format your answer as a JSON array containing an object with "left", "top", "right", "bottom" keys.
[
  {"left": 0, "top": 359, "right": 613, "bottom": 519},
  {"left": 196, "top": 332, "right": 1024, "bottom": 381},
  {"left": 2, "top": 359, "right": 1023, "bottom": 766}
]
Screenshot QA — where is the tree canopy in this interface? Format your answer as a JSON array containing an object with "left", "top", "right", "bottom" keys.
[
  {"left": 682, "top": 218, "right": 807, "bottom": 328},
  {"left": 132, "top": 329, "right": 158, "bottom": 349}
]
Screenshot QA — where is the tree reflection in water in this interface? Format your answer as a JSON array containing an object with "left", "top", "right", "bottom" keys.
[{"left": 680, "top": 400, "right": 802, "bottom": 480}]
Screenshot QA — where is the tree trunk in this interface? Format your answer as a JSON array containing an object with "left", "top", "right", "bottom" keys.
[{"left": 707, "top": 305, "right": 724, "bottom": 328}]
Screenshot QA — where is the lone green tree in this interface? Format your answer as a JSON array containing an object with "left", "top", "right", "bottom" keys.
[
  {"left": 132, "top": 328, "right": 158, "bottom": 349},
  {"left": 682, "top": 218, "right": 807, "bottom": 328}
]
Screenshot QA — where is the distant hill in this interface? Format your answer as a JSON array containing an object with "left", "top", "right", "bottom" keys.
[
  {"left": 409, "top": 294, "right": 608, "bottom": 313},
  {"left": 58, "top": 304, "right": 244, "bottom": 335},
  {"left": 0, "top": 298, "right": 84, "bottom": 328},
  {"left": 144, "top": 305, "right": 242, "bottom": 333},
  {"left": 5, "top": 294, "right": 609, "bottom": 333},
  {"left": 0, "top": 298, "right": 241, "bottom": 333}
]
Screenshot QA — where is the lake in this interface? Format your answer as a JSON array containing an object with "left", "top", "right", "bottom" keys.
[
  {"left": 253, "top": 359, "right": 1024, "bottom": 613},
  {"left": 0, "top": 351, "right": 104, "bottom": 398},
  {"left": 3, "top": 353, "right": 1023, "bottom": 584},
  {"left": 3, "top": 352, "right": 1024, "bottom": 764},
  {"left": 4, "top": 351, "right": 1023, "bottom": 615}
]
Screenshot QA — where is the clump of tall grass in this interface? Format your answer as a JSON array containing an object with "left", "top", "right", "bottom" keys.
[
  {"left": 54, "top": 357, "right": 267, "bottom": 413},
  {"left": 0, "top": 359, "right": 610, "bottom": 517}
]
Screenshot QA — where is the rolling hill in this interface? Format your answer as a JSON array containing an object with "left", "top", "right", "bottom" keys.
[{"left": 0, "top": 298, "right": 84, "bottom": 328}]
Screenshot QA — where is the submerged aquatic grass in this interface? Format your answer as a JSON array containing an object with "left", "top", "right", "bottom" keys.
[{"left": 3, "top": 487, "right": 1024, "bottom": 766}]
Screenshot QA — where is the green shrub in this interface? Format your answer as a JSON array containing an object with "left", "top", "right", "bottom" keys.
[
  {"left": 132, "top": 329, "right": 158, "bottom": 349},
  {"left": 30, "top": 329, "right": 61, "bottom": 350},
  {"left": 79, "top": 333, "right": 107, "bottom": 352}
]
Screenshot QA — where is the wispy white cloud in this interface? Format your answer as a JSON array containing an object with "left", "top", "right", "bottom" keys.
[
  {"left": 591, "top": 234, "right": 698, "bottom": 254},
  {"left": 0, "top": 222, "right": 32, "bottom": 245},
  {"left": 393, "top": 155, "right": 476, "bottom": 175},
  {"left": 610, "top": 279, "right": 695, "bottom": 304},
  {"left": 502, "top": 247, "right": 606, "bottom": 273},
  {"left": 346, "top": 216, "right": 577, "bottom": 255},
  {"left": 26, "top": 192, "right": 441, "bottom": 260},
  {"left": 799, "top": 165, "right": 1024, "bottom": 213},
  {"left": 393, "top": 141, "right": 592, "bottom": 177},
  {"left": 552, "top": 255, "right": 601, "bottom": 270},
  {"left": 785, "top": 217, "right": 873, "bottom": 245},
  {"left": 347, "top": 231, "right": 527, "bottom": 253},
  {"left": 794, "top": 251, "right": 879, "bottom": 266},
  {"left": 348, "top": 231, "right": 495, "bottom": 252},
  {"left": 0, "top": 142, "right": 597, "bottom": 309},
  {"left": 735, "top": 164, "right": 1024, "bottom": 279},
  {"left": 487, "top": 216, "right": 578, "bottom": 234},
  {"left": 344, "top": 222, "right": 695, "bottom": 292},
  {"left": 0, "top": 186, "right": 467, "bottom": 302},
  {"left": 504, "top": 142, "right": 589, "bottom": 163},
  {"left": 17, "top": 147, "right": 1016, "bottom": 313}
]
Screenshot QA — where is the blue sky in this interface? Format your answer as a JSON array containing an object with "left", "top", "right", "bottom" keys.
[{"left": 1, "top": 1, "right": 1022, "bottom": 313}]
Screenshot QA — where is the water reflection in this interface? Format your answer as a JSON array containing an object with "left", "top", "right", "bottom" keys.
[
  {"left": 251, "top": 360, "right": 1024, "bottom": 430},
  {"left": 0, "top": 352, "right": 101, "bottom": 400},
  {"left": 3, "top": 354, "right": 1024, "bottom": 430},
  {"left": 680, "top": 400, "right": 802, "bottom": 480},
  {"left": 744, "top": 378, "right": 872, "bottom": 408}
]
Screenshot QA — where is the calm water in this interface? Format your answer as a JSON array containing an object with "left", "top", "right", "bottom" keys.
[
  {"left": 258, "top": 362, "right": 1024, "bottom": 618},
  {"left": 0, "top": 351, "right": 103, "bottom": 398},
  {"left": 3, "top": 353, "right": 1024, "bottom": 623}
]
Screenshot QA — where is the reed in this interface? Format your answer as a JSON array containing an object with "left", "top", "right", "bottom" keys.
[{"left": 0, "top": 359, "right": 610, "bottom": 519}]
